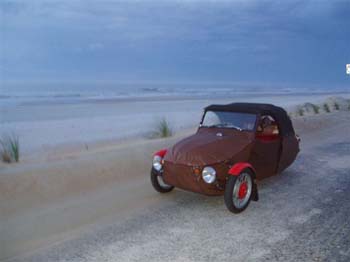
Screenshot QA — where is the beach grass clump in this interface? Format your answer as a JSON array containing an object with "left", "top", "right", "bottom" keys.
[
  {"left": 153, "top": 118, "right": 173, "bottom": 138},
  {"left": 297, "top": 107, "right": 304, "bottom": 116},
  {"left": 0, "top": 134, "right": 20, "bottom": 163},
  {"left": 311, "top": 104, "right": 320, "bottom": 114},
  {"left": 323, "top": 103, "right": 331, "bottom": 113},
  {"left": 334, "top": 102, "right": 340, "bottom": 110}
]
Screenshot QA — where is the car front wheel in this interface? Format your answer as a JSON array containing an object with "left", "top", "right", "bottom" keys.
[
  {"left": 150, "top": 169, "right": 174, "bottom": 193},
  {"left": 224, "top": 169, "right": 253, "bottom": 213}
]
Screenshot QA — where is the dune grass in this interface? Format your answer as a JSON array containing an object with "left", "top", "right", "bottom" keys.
[
  {"left": 311, "top": 104, "right": 320, "bottom": 114},
  {"left": 297, "top": 107, "right": 304, "bottom": 116},
  {"left": 0, "top": 134, "right": 20, "bottom": 163},
  {"left": 334, "top": 102, "right": 340, "bottom": 110},
  {"left": 323, "top": 103, "right": 331, "bottom": 113},
  {"left": 152, "top": 118, "right": 173, "bottom": 138}
]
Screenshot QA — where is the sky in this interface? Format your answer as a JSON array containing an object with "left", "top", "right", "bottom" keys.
[{"left": 1, "top": 0, "right": 350, "bottom": 89}]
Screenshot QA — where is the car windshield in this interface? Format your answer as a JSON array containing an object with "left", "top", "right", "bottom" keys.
[{"left": 201, "top": 111, "right": 257, "bottom": 131}]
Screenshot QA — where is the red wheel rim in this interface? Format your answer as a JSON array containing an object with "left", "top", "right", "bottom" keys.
[
  {"left": 232, "top": 172, "right": 252, "bottom": 209},
  {"left": 238, "top": 182, "right": 248, "bottom": 199}
]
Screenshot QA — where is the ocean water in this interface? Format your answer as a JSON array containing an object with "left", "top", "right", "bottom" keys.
[{"left": 0, "top": 82, "right": 348, "bottom": 106}]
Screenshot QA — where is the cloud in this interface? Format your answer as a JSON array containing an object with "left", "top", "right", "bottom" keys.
[{"left": 1, "top": 0, "right": 349, "bottom": 84}]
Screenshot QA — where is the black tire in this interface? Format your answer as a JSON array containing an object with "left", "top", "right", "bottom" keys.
[
  {"left": 150, "top": 169, "right": 174, "bottom": 193},
  {"left": 224, "top": 169, "right": 254, "bottom": 213}
]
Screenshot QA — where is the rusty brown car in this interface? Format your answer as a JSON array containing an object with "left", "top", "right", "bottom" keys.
[{"left": 150, "top": 103, "right": 300, "bottom": 213}]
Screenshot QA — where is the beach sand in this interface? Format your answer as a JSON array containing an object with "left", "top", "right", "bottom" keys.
[
  {"left": 1, "top": 93, "right": 350, "bottom": 261},
  {"left": 1, "top": 92, "right": 349, "bottom": 158}
]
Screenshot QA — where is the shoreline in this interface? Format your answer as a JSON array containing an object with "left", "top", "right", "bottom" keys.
[
  {"left": 20, "top": 90, "right": 350, "bottom": 104},
  {"left": 1, "top": 90, "right": 349, "bottom": 108}
]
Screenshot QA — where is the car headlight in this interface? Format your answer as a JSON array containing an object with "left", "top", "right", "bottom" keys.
[
  {"left": 153, "top": 155, "right": 163, "bottom": 171},
  {"left": 202, "top": 166, "right": 216, "bottom": 184}
]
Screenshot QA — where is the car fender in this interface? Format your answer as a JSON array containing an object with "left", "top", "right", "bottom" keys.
[
  {"left": 228, "top": 162, "right": 256, "bottom": 177},
  {"left": 228, "top": 162, "right": 258, "bottom": 201},
  {"left": 153, "top": 149, "right": 167, "bottom": 158}
]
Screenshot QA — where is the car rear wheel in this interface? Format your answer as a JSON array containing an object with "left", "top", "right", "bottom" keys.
[
  {"left": 150, "top": 169, "right": 174, "bottom": 193},
  {"left": 224, "top": 169, "right": 253, "bottom": 213}
]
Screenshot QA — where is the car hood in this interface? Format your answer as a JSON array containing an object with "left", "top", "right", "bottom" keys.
[{"left": 164, "top": 128, "right": 255, "bottom": 166}]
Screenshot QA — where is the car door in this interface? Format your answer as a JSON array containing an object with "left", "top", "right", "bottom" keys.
[
  {"left": 249, "top": 115, "right": 281, "bottom": 179},
  {"left": 277, "top": 133, "right": 300, "bottom": 173}
]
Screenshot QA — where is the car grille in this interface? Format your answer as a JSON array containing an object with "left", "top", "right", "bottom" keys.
[{"left": 163, "top": 161, "right": 224, "bottom": 195}]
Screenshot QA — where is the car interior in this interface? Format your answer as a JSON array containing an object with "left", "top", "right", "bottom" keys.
[{"left": 256, "top": 115, "right": 280, "bottom": 141}]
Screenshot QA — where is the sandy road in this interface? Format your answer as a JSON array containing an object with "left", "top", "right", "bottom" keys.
[{"left": 5, "top": 112, "right": 350, "bottom": 262}]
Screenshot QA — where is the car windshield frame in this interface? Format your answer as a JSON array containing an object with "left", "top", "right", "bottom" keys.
[{"left": 200, "top": 110, "right": 258, "bottom": 132}]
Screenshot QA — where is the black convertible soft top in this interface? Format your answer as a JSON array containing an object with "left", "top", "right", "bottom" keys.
[{"left": 204, "top": 102, "right": 295, "bottom": 136}]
